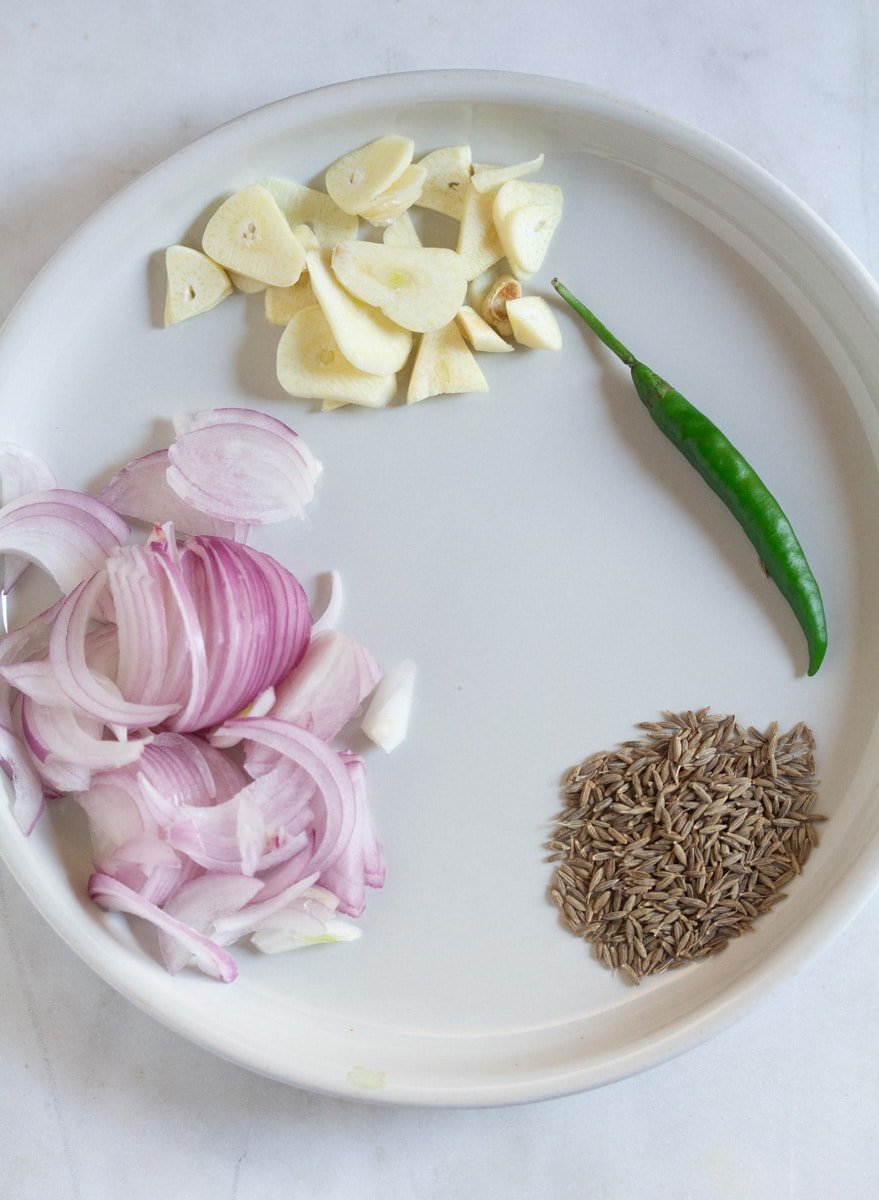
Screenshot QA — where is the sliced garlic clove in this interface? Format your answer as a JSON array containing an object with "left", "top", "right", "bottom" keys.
[
  {"left": 382, "top": 211, "right": 423, "bottom": 248},
  {"left": 492, "top": 180, "right": 563, "bottom": 279},
  {"left": 455, "top": 306, "right": 513, "bottom": 353},
  {"left": 264, "top": 277, "right": 316, "bottom": 327},
  {"left": 359, "top": 164, "right": 427, "bottom": 227},
  {"left": 277, "top": 304, "right": 396, "bottom": 406},
  {"left": 506, "top": 296, "right": 563, "bottom": 350},
  {"left": 202, "top": 185, "right": 306, "bottom": 286},
  {"left": 414, "top": 145, "right": 472, "bottom": 220},
  {"left": 475, "top": 271, "right": 522, "bottom": 337},
  {"left": 455, "top": 182, "right": 504, "bottom": 281},
  {"left": 361, "top": 659, "right": 416, "bottom": 752},
  {"left": 291, "top": 223, "right": 321, "bottom": 252},
  {"left": 307, "top": 250, "right": 412, "bottom": 375},
  {"left": 407, "top": 320, "right": 489, "bottom": 404},
  {"left": 164, "top": 246, "right": 232, "bottom": 326},
  {"left": 325, "top": 136, "right": 415, "bottom": 216},
  {"left": 258, "top": 178, "right": 359, "bottom": 248},
  {"left": 227, "top": 270, "right": 267, "bottom": 294},
  {"left": 470, "top": 154, "right": 545, "bottom": 194},
  {"left": 332, "top": 241, "right": 468, "bottom": 334}
]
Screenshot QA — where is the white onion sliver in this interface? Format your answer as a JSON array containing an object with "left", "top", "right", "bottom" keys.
[
  {"left": 211, "top": 872, "right": 319, "bottom": 942},
  {"left": 310, "top": 570, "right": 343, "bottom": 635},
  {"left": 361, "top": 658, "right": 416, "bottom": 753},
  {"left": 251, "top": 927, "right": 360, "bottom": 953}
]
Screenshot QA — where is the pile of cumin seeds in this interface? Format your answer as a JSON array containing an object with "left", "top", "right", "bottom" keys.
[{"left": 547, "top": 709, "right": 823, "bottom": 985}]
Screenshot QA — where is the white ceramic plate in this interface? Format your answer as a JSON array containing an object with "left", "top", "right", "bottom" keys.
[{"left": 2, "top": 71, "right": 879, "bottom": 1107}]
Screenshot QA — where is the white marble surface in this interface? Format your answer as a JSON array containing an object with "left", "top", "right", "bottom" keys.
[{"left": 1, "top": 2, "right": 878, "bottom": 1196}]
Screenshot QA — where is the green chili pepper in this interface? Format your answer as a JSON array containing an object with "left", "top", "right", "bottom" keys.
[{"left": 552, "top": 278, "right": 827, "bottom": 676}]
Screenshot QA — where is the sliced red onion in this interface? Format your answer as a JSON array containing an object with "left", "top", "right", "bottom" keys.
[
  {"left": 159, "top": 874, "right": 264, "bottom": 974},
  {"left": 211, "top": 872, "right": 319, "bottom": 943},
  {"left": 0, "top": 490, "right": 128, "bottom": 596},
  {"left": 164, "top": 762, "right": 313, "bottom": 875},
  {"left": 134, "top": 733, "right": 249, "bottom": 821},
  {"left": 20, "top": 693, "right": 149, "bottom": 773},
  {"left": 0, "top": 721, "right": 46, "bottom": 834},
  {"left": 245, "top": 631, "right": 381, "bottom": 778},
  {"left": 88, "top": 873, "right": 237, "bottom": 982},
  {"left": 167, "top": 408, "right": 321, "bottom": 525},
  {"left": 247, "top": 844, "right": 314, "bottom": 903},
  {"left": 107, "top": 545, "right": 170, "bottom": 705},
  {"left": 77, "top": 776, "right": 156, "bottom": 850},
  {"left": 3, "top": 627, "right": 119, "bottom": 718},
  {"left": 361, "top": 658, "right": 416, "bottom": 753},
  {"left": 273, "top": 631, "right": 382, "bottom": 740},
  {"left": 94, "top": 834, "right": 191, "bottom": 907},
  {"left": 209, "top": 686, "right": 275, "bottom": 750},
  {"left": 49, "top": 570, "right": 179, "bottom": 727},
  {"left": 147, "top": 543, "right": 208, "bottom": 732},
  {"left": 216, "top": 716, "right": 356, "bottom": 875},
  {"left": 0, "top": 443, "right": 57, "bottom": 592},
  {"left": 0, "top": 443, "right": 57, "bottom": 504},
  {"left": 320, "top": 753, "right": 384, "bottom": 917},
  {"left": 0, "top": 603, "right": 62, "bottom": 732},
  {"left": 77, "top": 733, "right": 248, "bottom": 851},
  {"left": 19, "top": 695, "right": 91, "bottom": 794},
  {"left": 176, "top": 536, "right": 311, "bottom": 731},
  {"left": 0, "top": 424, "right": 391, "bottom": 983},
  {"left": 98, "top": 450, "right": 239, "bottom": 537},
  {"left": 1, "top": 659, "right": 76, "bottom": 707},
  {"left": 96, "top": 833, "right": 181, "bottom": 873}
]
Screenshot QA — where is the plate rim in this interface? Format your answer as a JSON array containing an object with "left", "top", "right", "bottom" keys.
[{"left": 2, "top": 68, "right": 879, "bottom": 1107}]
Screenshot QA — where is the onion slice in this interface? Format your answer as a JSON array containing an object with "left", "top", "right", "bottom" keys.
[
  {"left": 0, "top": 490, "right": 128, "bottom": 596},
  {"left": 88, "top": 873, "right": 238, "bottom": 982},
  {"left": 49, "top": 570, "right": 180, "bottom": 728},
  {"left": 159, "top": 874, "right": 264, "bottom": 974},
  {"left": 0, "top": 722, "right": 46, "bottom": 834},
  {"left": 0, "top": 443, "right": 58, "bottom": 592},
  {"left": 319, "top": 754, "right": 382, "bottom": 917},
  {"left": 211, "top": 872, "right": 319, "bottom": 942},
  {"left": 0, "top": 443, "right": 57, "bottom": 504},
  {"left": 166, "top": 408, "right": 321, "bottom": 524},
  {"left": 98, "top": 449, "right": 240, "bottom": 537},
  {"left": 267, "top": 630, "right": 381, "bottom": 743},
  {"left": 216, "top": 716, "right": 357, "bottom": 874}
]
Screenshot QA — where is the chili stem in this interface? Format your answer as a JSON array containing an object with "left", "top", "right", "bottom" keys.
[{"left": 551, "top": 278, "right": 636, "bottom": 368}]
